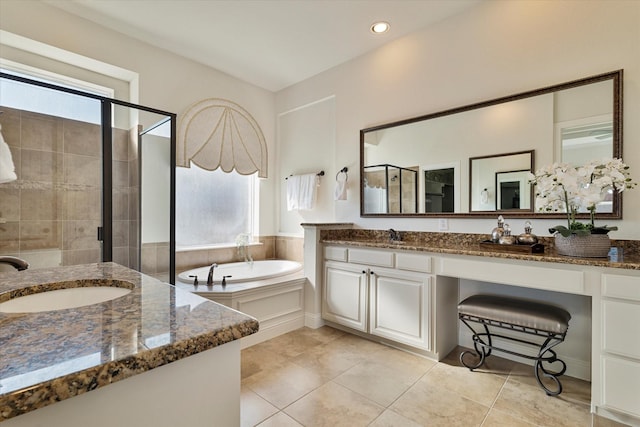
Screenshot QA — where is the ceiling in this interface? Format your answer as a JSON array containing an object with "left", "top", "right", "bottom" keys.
[{"left": 45, "top": 0, "right": 481, "bottom": 92}]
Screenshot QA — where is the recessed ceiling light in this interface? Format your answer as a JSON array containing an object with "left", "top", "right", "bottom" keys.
[{"left": 370, "top": 21, "right": 390, "bottom": 34}]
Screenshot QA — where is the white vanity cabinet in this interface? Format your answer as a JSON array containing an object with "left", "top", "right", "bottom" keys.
[
  {"left": 323, "top": 260, "right": 369, "bottom": 332},
  {"left": 322, "top": 247, "right": 432, "bottom": 351},
  {"left": 600, "top": 273, "right": 640, "bottom": 419},
  {"left": 309, "top": 229, "right": 640, "bottom": 426},
  {"left": 368, "top": 266, "right": 431, "bottom": 350}
]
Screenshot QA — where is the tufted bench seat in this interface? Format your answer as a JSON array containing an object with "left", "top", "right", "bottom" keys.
[{"left": 458, "top": 294, "right": 571, "bottom": 396}]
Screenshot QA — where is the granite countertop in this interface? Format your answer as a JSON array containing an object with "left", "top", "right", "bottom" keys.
[
  {"left": 320, "top": 230, "right": 640, "bottom": 270},
  {"left": 0, "top": 263, "right": 259, "bottom": 422}
]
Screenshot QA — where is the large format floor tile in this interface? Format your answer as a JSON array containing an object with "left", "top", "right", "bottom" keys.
[
  {"left": 241, "top": 327, "right": 623, "bottom": 427},
  {"left": 285, "top": 381, "right": 385, "bottom": 427}
]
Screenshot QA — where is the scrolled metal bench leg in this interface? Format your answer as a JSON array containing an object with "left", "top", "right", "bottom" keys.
[
  {"left": 534, "top": 336, "right": 567, "bottom": 396},
  {"left": 460, "top": 320, "right": 492, "bottom": 370}
]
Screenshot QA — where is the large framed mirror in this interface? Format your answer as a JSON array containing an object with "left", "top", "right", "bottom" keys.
[{"left": 360, "top": 70, "right": 622, "bottom": 218}]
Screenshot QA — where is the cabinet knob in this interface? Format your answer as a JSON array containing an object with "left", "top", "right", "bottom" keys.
[{"left": 362, "top": 270, "right": 366, "bottom": 274}]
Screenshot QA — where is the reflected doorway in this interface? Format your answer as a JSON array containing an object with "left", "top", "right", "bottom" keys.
[{"left": 422, "top": 164, "right": 458, "bottom": 213}]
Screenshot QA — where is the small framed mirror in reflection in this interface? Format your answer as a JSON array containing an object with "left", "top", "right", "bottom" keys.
[{"left": 469, "top": 150, "right": 534, "bottom": 213}]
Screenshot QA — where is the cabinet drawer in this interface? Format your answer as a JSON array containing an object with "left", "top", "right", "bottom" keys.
[
  {"left": 603, "top": 299, "right": 640, "bottom": 358},
  {"left": 348, "top": 248, "right": 394, "bottom": 267},
  {"left": 440, "top": 257, "right": 584, "bottom": 294},
  {"left": 602, "top": 274, "right": 640, "bottom": 301},
  {"left": 325, "top": 246, "right": 348, "bottom": 262},
  {"left": 602, "top": 356, "right": 640, "bottom": 416},
  {"left": 396, "top": 252, "right": 432, "bottom": 273}
]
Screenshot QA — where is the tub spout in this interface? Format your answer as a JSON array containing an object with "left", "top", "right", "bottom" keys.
[
  {"left": 207, "top": 263, "right": 218, "bottom": 285},
  {"left": 0, "top": 256, "right": 29, "bottom": 271}
]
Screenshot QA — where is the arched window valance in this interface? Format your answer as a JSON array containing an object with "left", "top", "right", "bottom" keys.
[{"left": 177, "top": 98, "right": 268, "bottom": 178}]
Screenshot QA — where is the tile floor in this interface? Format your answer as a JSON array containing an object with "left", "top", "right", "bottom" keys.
[{"left": 241, "top": 327, "right": 629, "bottom": 427}]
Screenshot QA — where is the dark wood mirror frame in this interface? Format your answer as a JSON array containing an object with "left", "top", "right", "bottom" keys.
[{"left": 360, "top": 70, "right": 623, "bottom": 218}]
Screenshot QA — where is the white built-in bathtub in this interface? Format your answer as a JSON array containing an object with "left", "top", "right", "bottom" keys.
[
  {"left": 177, "top": 260, "right": 302, "bottom": 285},
  {"left": 175, "top": 260, "right": 305, "bottom": 347}
]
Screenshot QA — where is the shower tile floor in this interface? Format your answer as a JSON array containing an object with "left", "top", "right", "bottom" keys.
[{"left": 241, "top": 326, "right": 628, "bottom": 427}]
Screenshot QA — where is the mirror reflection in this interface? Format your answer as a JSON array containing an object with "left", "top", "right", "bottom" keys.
[
  {"left": 360, "top": 70, "right": 622, "bottom": 218},
  {"left": 363, "top": 164, "right": 418, "bottom": 214},
  {"left": 469, "top": 151, "right": 533, "bottom": 212}
]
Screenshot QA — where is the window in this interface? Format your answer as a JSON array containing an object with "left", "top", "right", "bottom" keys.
[
  {"left": 0, "top": 63, "right": 111, "bottom": 123},
  {"left": 175, "top": 164, "right": 257, "bottom": 248}
]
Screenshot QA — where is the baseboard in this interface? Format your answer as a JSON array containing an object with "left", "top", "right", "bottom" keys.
[
  {"left": 240, "top": 316, "right": 304, "bottom": 349},
  {"left": 459, "top": 328, "right": 591, "bottom": 381},
  {"left": 594, "top": 406, "right": 640, "bottom": 427},
  {"left": 304, "top": 312, "right": 325, "bottom": 329}
]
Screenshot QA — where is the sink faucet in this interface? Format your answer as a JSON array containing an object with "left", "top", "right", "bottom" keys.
[
  {"left": 388, "top": 229, "right": 402, "bottom": 242},
  {"left": 0, "top": 256, "right": 29, "bottom": 271},
  {"left": 207, "top": 263, "right": 218, "bottom": 285}
]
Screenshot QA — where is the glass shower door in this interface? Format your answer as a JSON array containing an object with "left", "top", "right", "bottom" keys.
[
  {"left": 110, "top": 103, "right": 174, "bottom": 282},
  {"left": 0, "top": 75, "right": 103, "bottom": 270},
  {"left": 1, "top": 72, "right": 175, "bottom": 280}
]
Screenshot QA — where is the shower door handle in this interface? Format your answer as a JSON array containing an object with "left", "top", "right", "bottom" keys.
[{"left": 97, "top": 226, "right": 104, "bottom": 241}]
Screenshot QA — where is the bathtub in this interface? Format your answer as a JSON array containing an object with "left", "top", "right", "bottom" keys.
[
  {"left": 177, "top": 259, "right": 302, "bottom": 285},
  {"left": 176, "top": 260, "right": 306, "bottom": 347}
]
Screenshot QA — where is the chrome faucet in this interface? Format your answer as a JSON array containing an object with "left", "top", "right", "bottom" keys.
[
  {"left": 207, "top": 263, "right": 218, "bottom": 285},
  {"left": 0, "top": 256, "right": 29, "bottom": 271},
  {"left": 388, "top": 229, "right": 402, "bottom": 242}
]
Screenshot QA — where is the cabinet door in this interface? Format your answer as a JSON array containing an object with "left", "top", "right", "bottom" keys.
[
  {"left": 322, "top": 261, "right": 368, "bottom": 332},
  {"left": 602, "top": 356, "right": 640, "bottom": 416},
  {"left": 369, "top": 267, "right": 431, "bottom": 350},
  {"left": 603, "top": 299, "right": 640, "bottom": 358}
]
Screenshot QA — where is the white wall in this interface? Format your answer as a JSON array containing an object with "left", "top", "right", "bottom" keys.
[
  {"left": 0, "top": 0, "right": 278, "bottom": 236},
  {"left": 277, "top": 96, "right": 337, "bottom": 235},
  {"left": 275, "top": 0, "right": 640, "bottom": 239}
]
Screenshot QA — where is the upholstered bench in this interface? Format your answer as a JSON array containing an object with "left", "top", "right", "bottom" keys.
[{"left": 458, "top": 294, "right": 571, "bottom": 396}]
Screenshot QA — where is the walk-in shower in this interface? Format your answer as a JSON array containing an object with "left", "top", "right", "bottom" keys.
[{"left": 0, "top": 72, "right": 176, "bottom": 282}]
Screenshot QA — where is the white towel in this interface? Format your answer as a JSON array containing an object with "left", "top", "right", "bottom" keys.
[
  {"left": 0, "top": 125, "right": 17, "bottom": 184},
  {"left": 334, "top": 172, "right": 347, "bottom": 200},
  {"left": 287, "top": 173, "right": 319, "bottom": 211}
]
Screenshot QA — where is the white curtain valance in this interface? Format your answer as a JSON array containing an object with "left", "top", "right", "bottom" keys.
[{"left": 177, "top": 98, "right": 268, "bottom": 178}]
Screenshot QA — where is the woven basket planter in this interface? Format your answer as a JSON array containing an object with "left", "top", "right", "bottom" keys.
[{"left": 554, "top": 233, "right": 611, "bottom": 258}]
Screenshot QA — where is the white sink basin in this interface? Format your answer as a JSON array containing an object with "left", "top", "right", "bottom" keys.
[{"left": 0, "top": 286, "right": 132, "bottom": 313}]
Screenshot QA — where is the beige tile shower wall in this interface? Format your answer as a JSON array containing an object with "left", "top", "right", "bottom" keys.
[
  {"left": 175, "top": 235, "right": 303, "bottom": 273},
  {"left": 112, "top": 126, "right": 137, "bottom": 270},
  {"left": 0, "top": 106, "right": 137, "bottom": 269}
]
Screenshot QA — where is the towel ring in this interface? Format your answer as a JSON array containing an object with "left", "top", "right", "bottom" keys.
[{"left": 336, "top": 167, "right": 348, "bottom": 181}]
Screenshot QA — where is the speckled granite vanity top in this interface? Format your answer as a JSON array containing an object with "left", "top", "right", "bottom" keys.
[
  {"left": 320, "top": 229, "right": 640, "bottom": 270},
  {"left": 0, "top": 263, "right": 259, "bottom": 421}
]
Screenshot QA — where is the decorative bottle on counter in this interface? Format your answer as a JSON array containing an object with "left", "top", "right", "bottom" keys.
[
  {"left": 498, "top": 223, "right": 517, "bottom": 245},
  {"left": 517, "top": 221, "right": 539, "bottom": 245},
  {"left": 491, "top": 215, "right": 505, "bottom": 243}
]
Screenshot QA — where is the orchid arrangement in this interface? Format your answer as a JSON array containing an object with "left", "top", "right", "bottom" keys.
[{"left": 528, "top": 158, "right": 636, "bottom": 237}]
